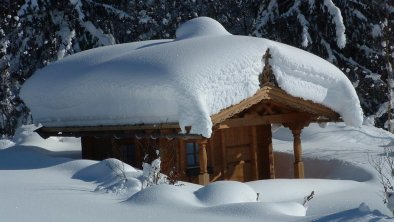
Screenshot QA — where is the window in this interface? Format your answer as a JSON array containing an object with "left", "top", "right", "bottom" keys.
[{"left": 186, "top": 142, "right": 199, "bottom": 167}]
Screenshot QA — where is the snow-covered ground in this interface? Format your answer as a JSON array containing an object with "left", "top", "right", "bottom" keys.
[{"left": 1, "top": 123, "right": 393, "bottom": 221}]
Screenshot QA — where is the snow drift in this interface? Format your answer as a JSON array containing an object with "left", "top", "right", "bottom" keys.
[
  {"left": 0, "top": 123, "right": 393, "bottom": 221},
  {"left": 20, "top": 17, "right": 363, "bottom": 137}
]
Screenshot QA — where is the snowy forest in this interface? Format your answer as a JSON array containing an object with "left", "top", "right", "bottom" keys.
[{"left": 0, "top": 0, "right": 393, "bottom": 136}]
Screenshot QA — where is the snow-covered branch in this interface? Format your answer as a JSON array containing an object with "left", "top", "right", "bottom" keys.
[{"left": 323, "top": 0, "right": 346, "bottom": 48}]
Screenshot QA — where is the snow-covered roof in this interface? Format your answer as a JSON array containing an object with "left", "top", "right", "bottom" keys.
[{"left": 20, "top": 17, "right": 363, "bottom": 138}]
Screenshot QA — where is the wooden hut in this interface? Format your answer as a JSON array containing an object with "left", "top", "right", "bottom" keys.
[
  {"left": 35, "top": 50, "right": 341, "bottom": 185},
  {"left": 22, "top": 18, "right": 362, "bottom": 186}
]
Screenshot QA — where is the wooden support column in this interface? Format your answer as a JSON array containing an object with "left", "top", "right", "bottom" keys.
[
  {"left": 251, "top": 127, "right": 259, "bottom": 180},
  {"left": 290, "top": 126, "right": 304, "bottom": 179},
  {"left": 198, "top": 139, "right": 210, "bottom": 185},
  {"left": 266, "top": 125, "right": 275, "bottom": 179},
  {"left": 220, "top": 130, "right": 227, "bottom": 180}
]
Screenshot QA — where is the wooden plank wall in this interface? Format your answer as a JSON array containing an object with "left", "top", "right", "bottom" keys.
[
  {"left": 81, "top": 136, "right": 112, "bottom": 161},
  {"left": 80, "top": 124, "right": 275, "bottom": 184},
  {"left": 210, "top": 124, "right": 273, "bottom": 182},
  {"left": 256, "top": 125, "right": 274, "bottom": 179},
  {"left": 211, "top": 126, "right": 253, "bottom": 182}
]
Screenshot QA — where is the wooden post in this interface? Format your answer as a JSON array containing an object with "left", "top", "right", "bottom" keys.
[
  {"left": 198, "top": 139, "right": 209, "bottom": 185},
  {"left": 209, "top": 138, "right": 215, "bottom": 172},
  {"left": 251, "top": 127, "right": 259, "bottom": 180},
  {"left": 266, "top": 125, "right": 275, "bottom": 179},
  {"left": 291, "top": 127, "right": 304, "bottom": 179},
  {"left": 220, "top": 130, "right": 227, "bottom": 180}
]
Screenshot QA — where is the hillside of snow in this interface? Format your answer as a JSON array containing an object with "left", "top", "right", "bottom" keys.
[{"left": 0, "top": 123, "right": 393, "bottom": 221}]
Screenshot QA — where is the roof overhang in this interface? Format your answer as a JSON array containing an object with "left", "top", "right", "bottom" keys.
[{"left": 35, "top": 123, "right": 203, "bottom": 140}]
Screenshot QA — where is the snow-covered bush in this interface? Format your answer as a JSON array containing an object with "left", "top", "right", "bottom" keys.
[
  {"left": 142, "top": 157, "right": 163, "bottom": 189},
  {"left": 141, "top": 149, "right": 174, "bottom": 189}
]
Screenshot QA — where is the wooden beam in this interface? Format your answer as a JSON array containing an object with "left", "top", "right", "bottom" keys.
[
  {"left": 217, "top": 113, "right": 311, "bottom": 129},
  {"left": 220, "top": 130, "right": 227, "bottom": 180},
  {"left": 288, "top": 125, "right": 305, "bottom": 179},
  {"left": 198, "top": 139, "right": 209, "bottom": 185},
  {"left": 258, "top": 125, "right": 275, "bottom": 179},
  {"left": 261, "top": 103, "right": 274, "bottom": 115},
  {"left": 264, "top": 124, "right": 275, "bottom": 179},
  {"left": 37, "top": 123, "right": 180, "bottom": 133},
  {"left": 250, "top": 126, "right": 259, "bottom": 180},
  {"left": 36, "top": 129, "right": 204, "bottom": 140},
  {"left": 266, "top": 87, "right": 339, "bottom": 119}
]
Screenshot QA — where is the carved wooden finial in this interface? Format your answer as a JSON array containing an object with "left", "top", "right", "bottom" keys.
[
  {"left": 259, "top": 48, "right": 278, "bottom": 88},
  {"left": 263, "top": 48, "right": 272, "bottom": 65}
]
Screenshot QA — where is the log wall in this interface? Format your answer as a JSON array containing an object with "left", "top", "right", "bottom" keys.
[{"left": 80, "top": 124, "right": 274, "bottom": 184}]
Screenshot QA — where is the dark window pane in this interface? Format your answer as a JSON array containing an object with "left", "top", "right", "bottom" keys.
[
  {"left": 186, "top": 143, "right": 194, "bottom": 155},
  {"left": 186, "top": 142, "right": 199, "bottom": 167},
  {"left": 187, "top": 154, "right": 195, "bottom": 166}
]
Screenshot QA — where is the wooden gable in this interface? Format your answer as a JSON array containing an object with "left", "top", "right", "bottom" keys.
[{"left": 211, "top": 85, "right": 340, "bottom": 129}]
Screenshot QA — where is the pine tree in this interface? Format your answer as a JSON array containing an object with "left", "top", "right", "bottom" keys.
[
  {"left": 253, "top": 0, "right": 394, "bottom": 129},
  {"left": 0, "top": 0, "right": 119, "bottom": 136},
  {"left": 380, "top": 1, "right": 394, "bottom": 132}
]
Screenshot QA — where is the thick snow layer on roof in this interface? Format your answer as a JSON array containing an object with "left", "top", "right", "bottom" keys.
[{"left": 20, "top": 17, "right": 363, "bottom": 138}]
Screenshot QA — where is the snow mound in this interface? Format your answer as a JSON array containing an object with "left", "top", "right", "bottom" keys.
[
  {"left": 0, "top": 139, "right": 15, "bottom": 149},
  {"left": 315, "top": 206, "right": 390, "bottom": 222},
  {"left": 73, "top": 158, "right": 142, "bottom": 195},
  {"left": 21, "top": 17, "right": 363, "bottom": 138},
  {"left": 127, "top": 184, "right": 200, "bottom": 206},
  {"left": 274, "top": 152, "right": 373, "bottom": 181},
  {"left": 358, "top": 202, "right": 370, "bottom": 213},
  {"left": 0, "top": 146, "right": 70, "bottom": 170},
  {"left": 201, "top": 201, "right": 306, "bottom": 219},
  {"left": 12, "top": 124, "right": 81, "bottom": 154},
  {"left": 95, "top": 177, "right": 142, "bottom": 195},
  {"left": 73, "top": 158, "right": 138, "bottom": 182},
  {"left": 264, "top": 202, "right": 307, "bottom": 216},
  {"left": 195, "top": 181, "right": 257, "bottom": 206},
  {"left": 176, "top": 17, "right": 230, "bottom": 40},
  {"left": 128, "top": 181, "right": 258, "bottom": 208}
]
